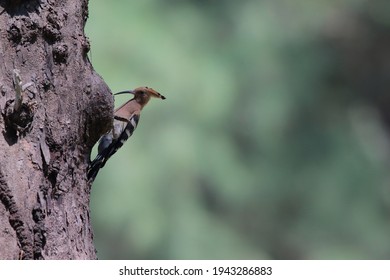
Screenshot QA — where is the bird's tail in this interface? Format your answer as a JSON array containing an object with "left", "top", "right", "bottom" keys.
[
  {"left": 87, "top": 154, "right": 107, "bottom": 181},
  {"left": 87, "top": 141, "right": 116, "bottom": 181}
]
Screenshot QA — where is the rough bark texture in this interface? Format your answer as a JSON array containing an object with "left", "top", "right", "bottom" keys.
[{"left": 0, "top": 0, "right": 113, "bottom": 259}]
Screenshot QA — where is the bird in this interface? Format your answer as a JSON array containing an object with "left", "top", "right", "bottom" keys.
[{"left": 87, "top": 86, "right": 166, "bottom": 181}]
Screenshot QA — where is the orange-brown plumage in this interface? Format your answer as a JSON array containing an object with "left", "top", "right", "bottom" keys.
[
  {"left": 87, "top": 86, "right": 165, "bottom": 181},
  {"left": 114, "top": 87, "right": 165, "bottom": 120}
]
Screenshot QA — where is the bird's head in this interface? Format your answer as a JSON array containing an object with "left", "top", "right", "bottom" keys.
[{"left": 115, "top": 86, "right": 165, "bottom": 107}]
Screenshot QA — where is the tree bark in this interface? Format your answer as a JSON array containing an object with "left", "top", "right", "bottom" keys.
[{"left": 0, "top": 0, "right": 113, "bottom": 259}]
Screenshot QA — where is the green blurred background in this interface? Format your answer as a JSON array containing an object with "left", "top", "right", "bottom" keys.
[{"left": 85, "top": 0, "right": 390, "bottom": 259}]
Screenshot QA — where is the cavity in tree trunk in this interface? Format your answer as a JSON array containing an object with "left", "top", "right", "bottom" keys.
[{"left": 0, "top": 0, "right": 113, "bottom": 259}]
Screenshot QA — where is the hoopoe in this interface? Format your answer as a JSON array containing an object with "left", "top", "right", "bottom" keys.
[{"left": 88, "top": 86, "right": 165, "bottom": 181}]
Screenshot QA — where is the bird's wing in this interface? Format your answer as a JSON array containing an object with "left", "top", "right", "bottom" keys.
[{"left": 87, "top": 113, "right": 140, "bottom": 180}]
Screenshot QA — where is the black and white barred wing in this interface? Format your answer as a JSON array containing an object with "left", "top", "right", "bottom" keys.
[{"left": 87, "top": 114, "right": 140, "bottom": 181}]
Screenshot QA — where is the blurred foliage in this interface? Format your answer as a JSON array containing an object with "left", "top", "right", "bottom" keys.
[{"left": 86, "top": 0, "right": 390, "bottom": 259}]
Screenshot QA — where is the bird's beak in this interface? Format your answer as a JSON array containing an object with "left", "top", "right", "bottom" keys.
[{"left": 114, "top": 90, "right": 134, "bottom": 96}]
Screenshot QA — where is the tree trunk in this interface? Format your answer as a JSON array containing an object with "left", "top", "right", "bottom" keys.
[{"left": 0, "top": 0, "right": 113, "bottom": 259}]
